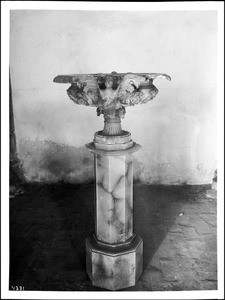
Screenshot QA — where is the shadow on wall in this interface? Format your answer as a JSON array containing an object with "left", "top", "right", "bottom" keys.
[{"left": 17, "top": 139, "right": 144, "bottom": 184}]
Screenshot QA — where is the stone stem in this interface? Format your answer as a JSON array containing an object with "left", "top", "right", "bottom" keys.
[{"left": 102, "top": 116, "right": 123, "bottom": 136}]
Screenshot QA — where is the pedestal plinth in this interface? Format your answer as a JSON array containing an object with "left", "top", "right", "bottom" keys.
[
  {"left": 53, "top": 71, "right": 171, "bottom": 291},
  {"left": 86, "top": 234, "right": 143, "bottom": 291},
  {"left": 85, "top": 131, "right": 142, "bottom": 290}
]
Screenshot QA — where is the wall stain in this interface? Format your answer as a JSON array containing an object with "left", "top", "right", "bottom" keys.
[
  {"left": 17, "top": 138, "right": 210, "bottom": 185},
  {"left": 133, "top": 158, "right": 144, "bottom": 183},
  {"left": 18, "top": 139, "right": 95, "bottom": 184},
  {"left": 17, "top": 139, "right": 148, "bottom": 184},
  {"left": 18, "top": 139, "right": 202, "bottom": 185}
]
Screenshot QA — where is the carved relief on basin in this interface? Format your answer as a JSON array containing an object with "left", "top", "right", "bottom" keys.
[{"left": 54, "top": 72, "right": 171, "bottom": 136}]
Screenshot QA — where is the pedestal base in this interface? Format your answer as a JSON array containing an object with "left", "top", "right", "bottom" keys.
[{"left": 86, "top": 234, "right": 143, "bottom": 290}]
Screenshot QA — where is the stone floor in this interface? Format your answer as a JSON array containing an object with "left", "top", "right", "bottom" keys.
[{"left": 9, "top": 183, "right": 217, "bottom": 291}]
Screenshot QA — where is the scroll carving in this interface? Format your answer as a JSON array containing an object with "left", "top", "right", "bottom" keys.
[{"left": 54, "top": 72, "right": 171, "bottom": 119}]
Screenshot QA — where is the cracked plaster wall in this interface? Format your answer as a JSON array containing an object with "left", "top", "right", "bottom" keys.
[{"left": 10, "top": 10, "right": 217, "bottom": 184}]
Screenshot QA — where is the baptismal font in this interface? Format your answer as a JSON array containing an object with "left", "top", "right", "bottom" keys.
[{"left": 54, "top": 71, "right": 171, "bottom": 290}]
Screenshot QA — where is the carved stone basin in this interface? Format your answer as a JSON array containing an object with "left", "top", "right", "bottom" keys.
[
  {"left": 53, "top": 71, "right": 171, "bottom": 290},
  {"left": 54, "top": 72, "right": 171, "bottom": 135}
]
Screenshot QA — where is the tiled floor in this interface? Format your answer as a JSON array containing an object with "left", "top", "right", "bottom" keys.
[{"left": 9, "top": 183, "right": 217, "bottom": 291}]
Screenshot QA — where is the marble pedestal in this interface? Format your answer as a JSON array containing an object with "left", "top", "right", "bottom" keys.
[
  {"left": 53, "top": 71, "right": 171, "bottom": 291},
  {"left": 85, "top": 131, "right": 143, "bottom": 290}
]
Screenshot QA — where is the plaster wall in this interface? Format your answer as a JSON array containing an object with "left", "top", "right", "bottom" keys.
[{"left": 10, "top": 10, "right": 217, "bottom": 184}]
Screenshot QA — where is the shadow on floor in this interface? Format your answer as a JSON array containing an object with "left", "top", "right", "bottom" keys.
[
  {"left": 9, "top": 182, "right": 209, "bottom": 291},
  {"left": 134, "top": 185, "right": 186, "bottom": 268}
]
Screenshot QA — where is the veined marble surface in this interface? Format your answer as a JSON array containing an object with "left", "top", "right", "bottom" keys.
[
  {"left": 86, "top": 234, "right": 143, "bottom": 290},
  {"left": 92, "top": 251, "right": 135, "bottom": 290},
  {"left": 95, "top": 153, "right": 133, "bottom": 244}
]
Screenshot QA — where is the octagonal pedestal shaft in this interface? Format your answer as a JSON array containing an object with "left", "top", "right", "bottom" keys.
[
  {"left": 95, "top": 153, "right": 133, "bottom": 243},
  {"left": 85, "top": 133, "right": 143, "bottom": 290}
]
